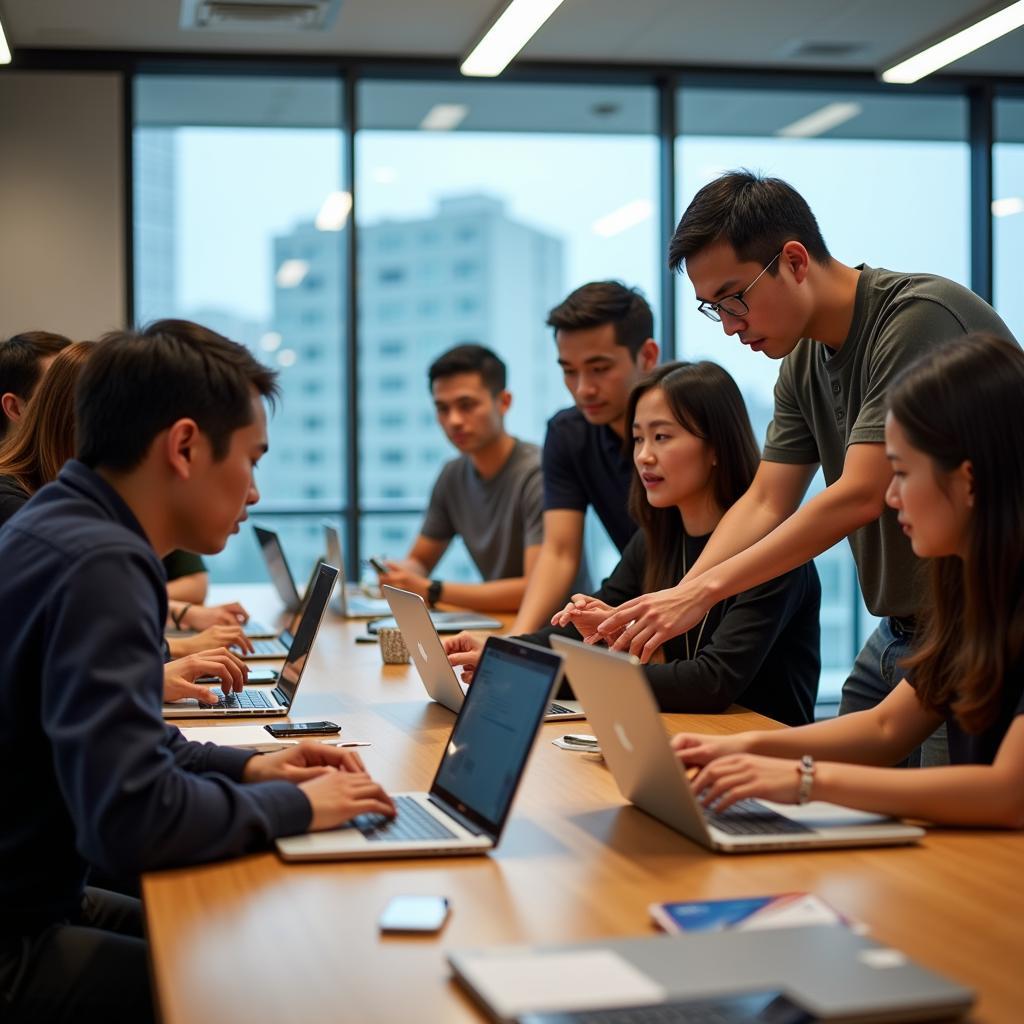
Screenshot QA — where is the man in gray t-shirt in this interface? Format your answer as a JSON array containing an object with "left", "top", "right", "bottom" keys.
[
  {"left": 597, "top": 171, "right": 1015, "bottom": 766},
  {"left": 376, "top": 345, "right": 544, "bottom": 613}
]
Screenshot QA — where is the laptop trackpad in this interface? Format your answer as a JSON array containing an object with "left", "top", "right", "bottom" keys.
[{"left": 762, "top": 800, "right": 899, "bottom": 828}]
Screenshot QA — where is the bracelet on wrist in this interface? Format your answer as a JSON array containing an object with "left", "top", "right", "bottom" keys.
[
  {"left": 796, "top": 754, "right": 815, "bottom": 804},
  {"left": 172, "top": 603, "right": 193, "bottom": 631}
]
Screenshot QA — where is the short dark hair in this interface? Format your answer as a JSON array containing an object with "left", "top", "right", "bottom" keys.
[
  {"left": 546, "top": 281, "right": 654, "bottom": 358},
  {"left": 428, "top": 344, "right": 506, "bottom": 394},
  {"left": 0, "top": 331, "right": 73, "bottom": 440},
  {"left": 76, "top": 319, "right": 279, "bottom": 472},
  {"left": 668, "top": 170, "right": 831, "bottom": 274}
]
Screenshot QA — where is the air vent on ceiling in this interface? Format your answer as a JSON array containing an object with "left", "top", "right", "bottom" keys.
[
  {"left": 180, "top": 0, "right": 341, "bottom": 32},
  {"left": 784, "top": 40, "right": 865, "bottom": 59}
]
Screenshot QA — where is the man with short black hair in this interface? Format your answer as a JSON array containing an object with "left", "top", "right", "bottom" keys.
[
  {"left": 598, "top": 171, "right": 1015, "bottom": 766},
  {"left": 0, "top": 330, "right": 72, "bottom": 441},
  {"left": 0, "top": 319, "right": 394, "bottom": 1023},
  {"left": 510, "top": 281, "right": 659, "bottom": 634},
  {"left": 378, "top": 344, "right": 544, "bottom": 612}
]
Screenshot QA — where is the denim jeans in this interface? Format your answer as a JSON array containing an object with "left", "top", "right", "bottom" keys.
[{"left": 839, "top": 617, "right": 948, "bottom": 767}]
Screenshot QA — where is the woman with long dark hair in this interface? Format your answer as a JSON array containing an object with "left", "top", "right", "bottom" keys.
[
  {"left": 674, "top": 334, "right": 1024, "bottom": 826},
  {"left": 447, "top": 361, "right": 822, "bottom": 725}
]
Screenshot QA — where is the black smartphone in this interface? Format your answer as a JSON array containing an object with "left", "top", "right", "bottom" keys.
[
  {"left": 367, "top": 555, "right": 388, "bottom": 575},
  {"left": 263, "top": 721, "right": 341, "bottom": 737},
  {"left": 378, "top": 895, "right": 450, "bottom": 934}
]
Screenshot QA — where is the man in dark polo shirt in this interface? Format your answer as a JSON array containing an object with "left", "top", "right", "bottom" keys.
[
  {"left": 510, "top": 281, "right": 658, "bottom": 634},
  {"left": 0, "top": 320, "right": 393, "bottom": 1023},
  {"left": 599, "top": 171, "right": 1015, "bottom": 766}
]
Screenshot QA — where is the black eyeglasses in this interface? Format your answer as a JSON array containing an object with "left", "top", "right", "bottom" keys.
[{"left": 697, "top": 251, "right": 782, "bottom": 323}]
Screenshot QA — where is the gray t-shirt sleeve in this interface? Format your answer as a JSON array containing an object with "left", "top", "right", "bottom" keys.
[
  {"left": 420, "top": 463, "right": 457, "bottom": 542},
  {"left": 848, "top": 300, "right": 968, "bottom": 446},
  {"left": 519, "top": 462, "right": 544, "bottom": 550},
  {"left": 763, "top": 352, "right": 820, "bottom": 465}
]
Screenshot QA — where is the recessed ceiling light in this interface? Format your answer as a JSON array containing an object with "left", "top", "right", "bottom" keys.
[
  {"left": 315, "top": 191, "right": 352, "bottom": 231},
  {"left": 593, "top": 199, "right": 653, "bottom": 239},
  {"left": 0, "top": 14, "right": 12, "bottom": 65},
  {"left": 461, "top": 0, "right": 568, "bottom": 78},
  {"left": 777, "top": 102, "right": 863, "bottom": 138},
  {"left": 420, "top": 104, "right": 469, "bottom": 131},
  {"left": 882, "top": 1, "right": 1024, "bottom": 84},
  {"left": 992, "top": 197, "right": 1024, "bottom": 217}
]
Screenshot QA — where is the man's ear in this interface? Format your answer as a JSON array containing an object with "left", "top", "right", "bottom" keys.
[
  {"left": 781, "top": 240, "right": 811, "bottom": 285},
  {"left": 637, "top": 338, "right": 659, "bottom": 372},
  {"left": 496, "top": 389, "right": 512, "bottom": 416},
  {"left": 165, "top": 419, "right": 202, "bottom": 480},
  {"left": 1, "top": 392, "right": 24, "bottom": 423}
]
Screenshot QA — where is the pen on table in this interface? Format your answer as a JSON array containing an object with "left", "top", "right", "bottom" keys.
[{"left": 333, "top": 741, "right": 372, "bottom": 748}]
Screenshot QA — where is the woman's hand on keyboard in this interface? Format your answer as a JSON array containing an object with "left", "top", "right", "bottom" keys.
[
  {"left": 167, "top": 623, "right": 255, "bottom": 657},
  {"left": 180, "top": 601, "right": 251, "bottom": 630},
  {"left": 690, "top": 753, "right": 803, "bottom": 813},
  {"left": 163, "top": 647, "right": 249, "bottom": 703}
]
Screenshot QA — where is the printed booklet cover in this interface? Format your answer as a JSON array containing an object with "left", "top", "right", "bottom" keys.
[{"left": 649, "top": 892, "right": 856, "bottom": 934}]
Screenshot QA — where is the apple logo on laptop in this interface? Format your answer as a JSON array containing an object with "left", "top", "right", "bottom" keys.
[
  {"left": 613, "top": 722, "right": 634, "bottom": 752},
  {"left": 417, "top": 642, "right": 429, "bottom": 663}
]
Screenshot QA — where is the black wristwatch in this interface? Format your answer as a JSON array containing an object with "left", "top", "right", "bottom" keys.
[{"left": 426, "top": 578, "right": 443, "bottom": 608}]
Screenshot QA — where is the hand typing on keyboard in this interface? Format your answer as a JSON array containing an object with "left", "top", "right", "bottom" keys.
[
  {"left": 163, "top": 647, "right": 249, "bottom": 704},
  {"left": 689, "top": 752, "right": 806, "bottom": 813},
  {"left": 243, "top": 743, "right": 396, "bottom": 831}
]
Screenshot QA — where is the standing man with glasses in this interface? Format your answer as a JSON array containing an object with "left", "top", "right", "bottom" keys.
[{"left": 596, "top": 170, "right": 1015, "bottom": 766}]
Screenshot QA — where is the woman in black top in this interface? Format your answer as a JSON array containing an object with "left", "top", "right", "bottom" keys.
[
  {"left": 447, "top": 361, "right": 821, "bottom": 725},
  {"left": 674, "top": 334, "right": 1024, "bottom": 828}
]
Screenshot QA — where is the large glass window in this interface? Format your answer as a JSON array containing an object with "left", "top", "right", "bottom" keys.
[
  {"left": 133, "top": 74, "right": 348, "bottom": 582},
  {"left": 356, "top": 79, "right": 660, "bottom": 582},
  {"left": 995, "top": 94, "right": 1024, "bottom": 341},
  {"left": 675, "top": 86, "right": 970, "bottom": 701}
]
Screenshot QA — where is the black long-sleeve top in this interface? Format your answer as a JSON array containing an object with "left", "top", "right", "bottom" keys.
[
  {"left": 0, "top": 460, "right": 311, "bottom": 939},
  {"left": 520, "top": 530, "right": 821, "bottom": 726}
]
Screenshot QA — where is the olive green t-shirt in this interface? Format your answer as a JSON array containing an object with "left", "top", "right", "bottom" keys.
[{"left": 763, "top": 265, "right": 1015, "bottom": 618}]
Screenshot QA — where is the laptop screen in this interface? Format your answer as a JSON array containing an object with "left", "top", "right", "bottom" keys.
[
  {"left": 429, "top": 637, "right": 561, "bottom": 839},
  {"left": 276, "top": 563, "right": 338, "bottom": 705},
  {"left": 254, "top": 525, "right": 301, "bottom": 611}
]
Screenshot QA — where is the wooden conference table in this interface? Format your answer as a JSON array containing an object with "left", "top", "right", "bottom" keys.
[{"left": 144, "top": 586, "right": 1024, "bottom": 1024}]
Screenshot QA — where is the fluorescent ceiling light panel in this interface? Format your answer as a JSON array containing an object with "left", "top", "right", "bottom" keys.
[
  {"left": 461, "top": 0, "right": 567, "bottom": 78},
  {"left": 992, "top": 197, "right": 1024, "bottom": 217},
  {"left": 593, "top": 199, "right": 653, "bottom": 239},
  {"left": 420, "top": 104, "right": 469, "bottom": 131},
  {"left": 882, "top": 0, "right": 1024, "bottom": 83},
  {"left": 315, "top": 190, "right": 352, "bottom": 231},
  {"left": 777, "top": 102, "right": 862, "bottom": 138},
  {"left": 0, "top": 14, "right": 11, "bottom": 64},
  {"left": 275, "top": 259, "right": 309, "bottom": 288}
]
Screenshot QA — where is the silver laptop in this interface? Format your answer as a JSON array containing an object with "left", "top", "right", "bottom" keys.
[
  {"left": 164, "top": 563, "right": 338, "bottom": 719},
  {"left": 276, "top": 636, "right": 562, "bottom": 861},
  {"left": 383, "top": 584, "right": 584, "bottom": 723},
  {"left": 322, "top": 521, "right": 392, "bottom": 619},
  {"left": 448, "top": 925, "right": 973, "bottom": 1022},
  {"left": 549, "top": 637, "right": 925, "bottom": 853},
  {"left": 240, "top": 559, "right": 325, "bottom": 659},
  {"left": 253, "top": 524, "right": 305, "bottom": 614}
]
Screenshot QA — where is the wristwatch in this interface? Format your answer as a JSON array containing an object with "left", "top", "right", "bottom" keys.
[
  {"left": 426, "top": 578, "right": 443, "bottom": 608},
  {"left": 796, "top": 754, "right": 815, "bottom": 804}
]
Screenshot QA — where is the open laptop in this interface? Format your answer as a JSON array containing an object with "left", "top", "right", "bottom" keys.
[
  {"left": 322, "top": 521, "right": 392, "bottom": 619},
  {"left": 383, "top": 584, "right": 584, "bottom": 722},
  {"left": 254, "top": 524, "right": 306, "bottom": 614},
  {"left": 448, "top": 924, "right": 973, "bottom": 1023},
  {"left": 164, "top": 563, "right": 338, "bottom": 719},
  {"left": 240, "top": 559, "right": 325, "bottom": 659},
  {"left": 276, "top": 635, "right": 562, "bottom": 861},
  {"left": 549, "top": 637, "right": 925, "bottom": 853}
]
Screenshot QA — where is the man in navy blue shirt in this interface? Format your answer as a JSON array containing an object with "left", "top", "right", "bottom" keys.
[
  {"left": 0, "top": 320, "right": 394, "bottom": 1023},
  {"left": 510, "top": 281, "right": 659, "bottom": 633}
]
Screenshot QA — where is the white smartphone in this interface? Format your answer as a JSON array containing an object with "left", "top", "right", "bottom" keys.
[{"left": 378, "top": 895, "right": 450, "bottom": 934}]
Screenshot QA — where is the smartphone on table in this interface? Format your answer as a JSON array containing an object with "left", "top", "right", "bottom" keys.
[
  {"left": 378, "top": 895, "right": 450, "bottom": 934},
  {"left": 264, "top": 721, "right": 341, "bottom": 738}
]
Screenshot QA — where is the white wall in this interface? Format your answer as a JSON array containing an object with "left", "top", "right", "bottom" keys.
[{"left": 0, "top": 71, "right": 126, "bottom": 339}]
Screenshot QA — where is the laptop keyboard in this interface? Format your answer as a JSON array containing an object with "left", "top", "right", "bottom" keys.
[
  {"left": 707, "top": 799, "right": 813, "bottom": 836},
  {"left": 249, "top": 638, "right": 288, "bottom": 656},
  {"left": 208, "top": 688, "right": 279, "bottom": 710},
  {"left": 515, "top": 991, "right": 810, "bottom": 1024},
  {"left": 548, "top": 702, "right": 576, "bottom": 716},
  {"left": 353, "top": 795, "right": 457, "bottom": 842}
]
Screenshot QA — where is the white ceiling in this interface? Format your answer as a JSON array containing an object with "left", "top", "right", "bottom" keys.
[{"left": 3, "top": 0, "right": 1024, "bottom": 78}]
